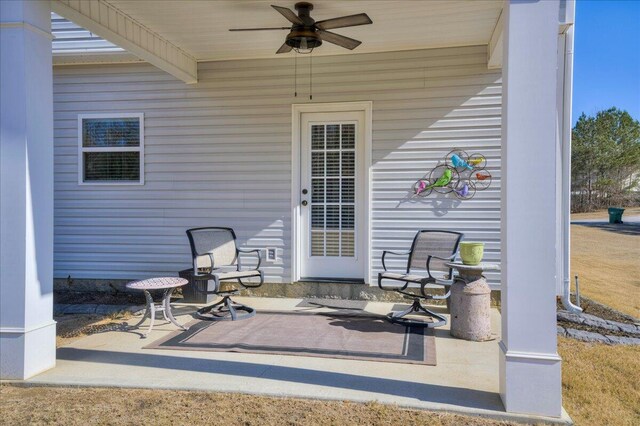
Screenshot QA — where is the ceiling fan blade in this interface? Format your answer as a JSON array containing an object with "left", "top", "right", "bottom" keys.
[
  {"left": 229, "top": 27, "right": 291, "bottom": 31},
  {"left": 317, "top": 29, "right": 362, "bottom": 50},
  {"left": 315, "top": 13, "right": 372, "bottom": 30},
  {"left": 271, "top": 5, "right": 304, "bottom": 25},
  {"left": 276, "top": 43, "right": 293, "bottom": 54}
]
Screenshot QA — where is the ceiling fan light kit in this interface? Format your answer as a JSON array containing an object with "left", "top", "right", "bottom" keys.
[
  {"left": 229, "top": 2, "right": 373, "bottom": 98},
  {"left": 229, "top": 2, "right": 372, "bottom": 55}
]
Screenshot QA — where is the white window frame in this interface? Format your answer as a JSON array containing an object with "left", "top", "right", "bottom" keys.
[{"left": 77, "top": 113, "right": 144, "bottom": 185}]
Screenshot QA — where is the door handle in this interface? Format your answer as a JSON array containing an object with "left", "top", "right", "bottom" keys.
[{"left": 301, "top": 200, "right": 308, "bottom": 206}]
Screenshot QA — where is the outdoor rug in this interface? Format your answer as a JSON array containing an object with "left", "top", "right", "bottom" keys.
[
  {"left": 296, "top": 298, "right": 368, "bottom": 310},
  {"left": 145, "top": 311, "right": 436, "bottom": 365}
]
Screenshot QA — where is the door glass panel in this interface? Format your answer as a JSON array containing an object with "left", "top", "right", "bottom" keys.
[
  {"left": 311, "top": 126, "right": 325, "bottom": 150},
  {"left": 308, "top": 123, "right": 356, "bottom": 257},
  {"left": 341, "top": 124, "right": 355, "bottom": 149},
  {"left": 341, "top": 232, "right": 355, "bottom": 256},
  {"left": 341, "top": 178, "right": 354, "bottom": 203},
  {"left": 326, "top": 152, "right": 340, "bottom": 176},
  {"left": 311, "top": 231, "right": 324, "bottom": 256},
  {"left": 326, "top": 125, "right": 340, "bottom": 149},
  {"left": 311, "top": 152, "right": 324, "bottom": 177},
  {"left": 326, "top": 205, "right": 340, "bottom": 229},
  {"left": 342, "top": 151, "right": 355, "bottom": 176},
  {"left": 311, "top": 179, "right": 324, "bottom": 203},
  {"left": 311, "top": 205, "right": 324, "bottom": 228},
  {"left": 326, "top": 178, "right": 340, "bottom": 202}
]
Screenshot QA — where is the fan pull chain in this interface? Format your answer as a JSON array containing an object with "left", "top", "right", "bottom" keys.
[
  {"left": 309, "top": 51, "right": 313, "bottom": 101},
  {"left": 294, "top": 53, "right": 298, "bottom": 97}
]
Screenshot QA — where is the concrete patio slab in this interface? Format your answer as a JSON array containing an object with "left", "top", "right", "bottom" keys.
[{"left": 23, "top": 297, "right": 571, "bottom": 424}]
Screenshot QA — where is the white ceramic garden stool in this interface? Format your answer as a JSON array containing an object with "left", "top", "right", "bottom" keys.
[
  {"left": 445, "top": 262, "right": 498, "bottom": 341},
  {"left": 126, "top": 277, "right": 189, "bottom": 338}
]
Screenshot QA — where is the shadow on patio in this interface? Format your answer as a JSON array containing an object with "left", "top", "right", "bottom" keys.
[{"left": 56, "top": 347, "right": 503, "bottom": 411}]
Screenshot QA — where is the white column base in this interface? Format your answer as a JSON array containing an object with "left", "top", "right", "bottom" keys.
[
  {"left": 499, "top": 342, "right": 562, "bottom": 417},
  {"left": 0, "top": 322, "right": 56, "bottom": 379}
]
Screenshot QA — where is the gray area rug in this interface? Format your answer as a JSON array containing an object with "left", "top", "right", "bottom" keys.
[
  {"left": 296, "top": 298, "right": 368, "bottom": 310},
  {"left": 146, "top": 311, "right": 436, "bottom": 365}
]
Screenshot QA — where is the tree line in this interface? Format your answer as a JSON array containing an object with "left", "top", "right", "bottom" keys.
[{"left": 571, "top": 108, "right": 640, "bottom": 212}]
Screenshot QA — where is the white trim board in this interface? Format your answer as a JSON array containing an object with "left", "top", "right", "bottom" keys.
[{"left": 291, "top": 102, "right": 373, "bottom": 284}]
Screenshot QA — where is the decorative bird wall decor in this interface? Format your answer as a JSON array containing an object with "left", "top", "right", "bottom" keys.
[
  {"left": 411, "top": 149, "right": 492, "bottom": 200},
  {"left": 451, "top": 154, "right": 473, "bottom": 171},
  {"left": 427, "top": 168, "right": 452, "bottom": 189}
]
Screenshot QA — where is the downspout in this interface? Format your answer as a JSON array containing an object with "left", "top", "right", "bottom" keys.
[{"left": 560, "top": 0, "right": 582, "bottom": 313}]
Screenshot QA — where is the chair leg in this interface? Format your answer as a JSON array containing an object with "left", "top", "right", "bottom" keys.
[
  {"left": 387, "top": 298, "right": 447, "bottom": 328},
  {"left": 196, "top": 295, "right": 256, "bottom": 321}
]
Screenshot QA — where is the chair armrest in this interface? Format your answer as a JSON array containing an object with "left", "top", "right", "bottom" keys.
[
  {"left": 428, "top": 252, "right": 458, "bottom": 262},
  {"left": 237, "top": 248, "right": 262, "bottom": 270},
  {"left": 425, "top": 252, "right": 458, "bottom": 279},
  {"left": 381, "top": 250, "right": 410, "bottom": 271}
]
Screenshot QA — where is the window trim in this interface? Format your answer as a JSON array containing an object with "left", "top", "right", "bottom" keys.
[{"left": 77, "top": 113, "right": 145, "bottom": 186}]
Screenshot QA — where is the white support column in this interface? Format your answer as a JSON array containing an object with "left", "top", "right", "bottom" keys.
[
  {"left": 499, "top": 0, "right": 563, "bottom": 418},
  {"left": 0, "top": 0, "right": 56, "bottom": 379}
]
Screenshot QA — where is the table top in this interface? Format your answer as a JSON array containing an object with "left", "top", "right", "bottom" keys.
[
  {"left": 126, "top": 277, "right": 188, "bottom": 290},
  {"left": 445, "top": 262, "right": 500, "bottom": 273}
]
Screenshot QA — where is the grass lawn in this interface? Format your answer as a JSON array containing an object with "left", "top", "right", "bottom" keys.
[
  {"left": 559, "top": 337, "right": 640, "bottom": 426},
  {"left": 571, "top": 209, "right": 640, "bottom": 318},
  {"left": 0, "top": 385, "right": 516, "bottom": 426}
]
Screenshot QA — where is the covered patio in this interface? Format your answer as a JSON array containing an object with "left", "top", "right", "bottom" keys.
[
  {"left": 35, "top": 298, "right": 515, "bottom": 419},
  {"left": 2, "top": 0, "right": 575, "bottom": 423}
]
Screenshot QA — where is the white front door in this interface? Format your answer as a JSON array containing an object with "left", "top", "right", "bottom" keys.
[{"left": 299, "top": 111, "right": 365, "bottom": 279}]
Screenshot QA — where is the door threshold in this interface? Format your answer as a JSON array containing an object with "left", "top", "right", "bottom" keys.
[{"left": 296, "top": 278, "right": 365, "bottom": 284}]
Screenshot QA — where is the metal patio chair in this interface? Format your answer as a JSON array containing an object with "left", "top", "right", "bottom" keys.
[
  {"left": 378, "top": 230, "right": 463, "bottom": 327},
  {"left": 186, "top": 227, "right": 264, "bottom": 321}
]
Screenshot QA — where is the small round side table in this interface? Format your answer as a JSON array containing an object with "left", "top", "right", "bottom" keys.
[{"left": 126, "top": 277, "right": 189, "bottom": 338}]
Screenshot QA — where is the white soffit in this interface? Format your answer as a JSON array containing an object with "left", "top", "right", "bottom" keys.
[
  {"left": 52, "top": 13, "right": 143, "bottom": 64},
  {"left": 52, "top": 0, "right": 198, "bottom": 83},
  {"left": 53, "top": 0, "right": 502, "bottom": 64}
]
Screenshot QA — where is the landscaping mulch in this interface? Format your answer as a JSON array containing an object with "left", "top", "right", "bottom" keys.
[
  {"left": 54, "top": 289, "right": 185, "bottom": 306},
  {"left": 557, "top": 296, "right": 638, "bottom": 325}
]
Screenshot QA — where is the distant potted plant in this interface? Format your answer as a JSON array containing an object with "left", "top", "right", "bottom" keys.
[{"left": 459, "top": 241, "right": 484, "bottom": 265}]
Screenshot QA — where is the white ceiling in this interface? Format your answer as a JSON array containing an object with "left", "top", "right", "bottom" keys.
[{"left": 102, "top": 0, "right": 502, "bottom": 61}]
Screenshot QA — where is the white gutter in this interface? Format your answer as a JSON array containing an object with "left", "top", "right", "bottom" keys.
[{"left": 560, "top": 0, "right": 582, "bottom": 313}]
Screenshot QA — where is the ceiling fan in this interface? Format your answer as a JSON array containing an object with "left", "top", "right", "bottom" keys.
[{"left": 229, "top": 2, "right": 373, "bottom": 54}]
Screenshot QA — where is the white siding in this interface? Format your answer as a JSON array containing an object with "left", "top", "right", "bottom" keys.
[{"left": 53, "top": 45, "right": 502, "bottom": 285}]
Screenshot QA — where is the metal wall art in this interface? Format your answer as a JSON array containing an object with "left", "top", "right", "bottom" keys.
[{"left": 412, "top": 149, "right": 492, "bottom": 200}]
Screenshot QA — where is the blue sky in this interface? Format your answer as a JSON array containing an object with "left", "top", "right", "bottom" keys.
[{"left": 573, "top": 0, "right": 640, "bottom": 124}]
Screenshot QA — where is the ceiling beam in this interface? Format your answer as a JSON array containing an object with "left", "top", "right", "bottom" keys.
[
  {"left": 51, "top": 0, "right": 198, "bottom": 83},
  {"left": 487, "top": 8, "right": 503, "bottom": 70}
]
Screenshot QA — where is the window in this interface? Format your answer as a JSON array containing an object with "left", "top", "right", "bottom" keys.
[{"left": 78, "top": 113, "right": 144, "bottom": 184}]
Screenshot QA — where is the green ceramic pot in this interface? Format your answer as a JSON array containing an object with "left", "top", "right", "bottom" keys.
[{"left": 459, "top": 242, "right": 484, "bottom": 265}]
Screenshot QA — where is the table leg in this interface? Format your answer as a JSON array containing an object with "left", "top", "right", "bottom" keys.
[
  {"left": 128, "top": 289, "right": 153, "bottom": 330},
  {"left": 163, "top": 287, "right": 188, "bottom": 331},
  {"left": 161, "top": 289, "right": 170, "bottom": 321},
  {"left": 142, "top": 290, "right": 156, "bottom": 338},
  {"left": 130, "top": 306, "right": 149, "bottom": 329}
]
